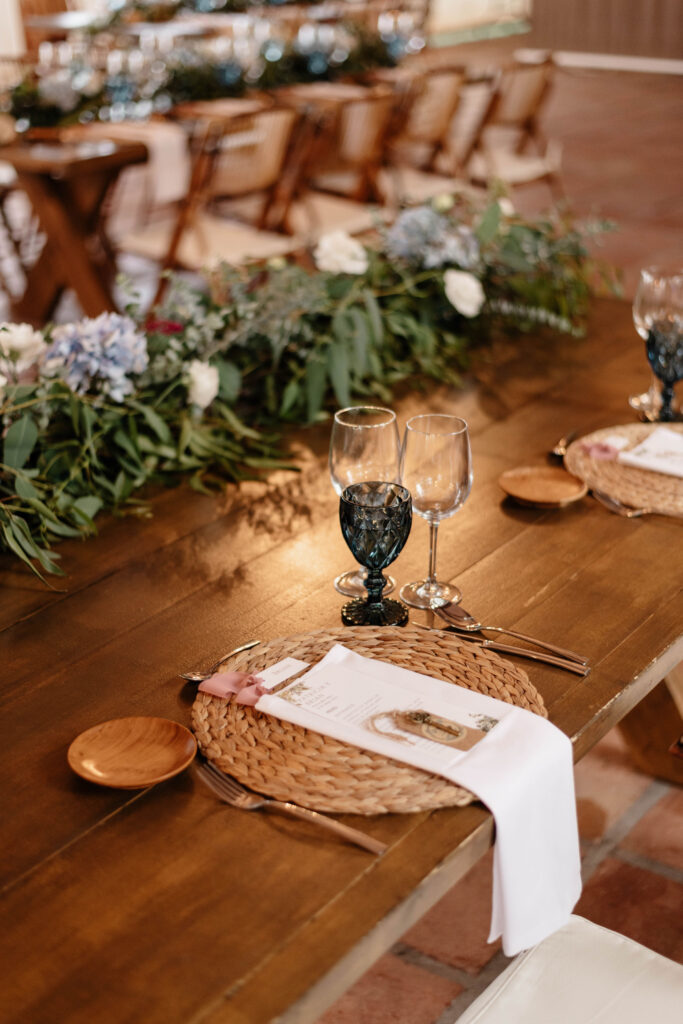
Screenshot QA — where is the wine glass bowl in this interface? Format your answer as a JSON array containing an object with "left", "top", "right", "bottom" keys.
[
  {"left": 339, "top": 482, "right": 412, "bottom": 626},
  {"left": 645, "top": 320, "right": 683, "bottom": 422},
  {"left": 399, "top": 415, "right": 472, "bottom": 610},
  {"left": 329, "top": 406, "right": 400, "bottom": 596},
  {"left": 630, "top": 266, "right": 683, "bottom": 421}
]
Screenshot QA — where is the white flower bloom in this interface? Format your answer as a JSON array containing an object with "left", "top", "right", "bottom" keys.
[
  {"left": 432, "top": 193, "right": 454, "bottom": 213},
  {"left": 498, "top": 197, "right": 515, "bottom": 217},
  {"left": 0, "top": 322, "right": 47, "bottom": 374},
  {"left": 444, "top": 270, "right": 485, "bottom": 318},
  {"left": 314, "top": 231, "right": 369, "bottom": 275},
  {"left": 38, "top": 71, "right": 80, "bottom": 113},
  {"left": 0, "top": 371, "right": 7, "bottom": 399},
  {"left": 187, "top": 360, "right": 219, "bottom": 410}
]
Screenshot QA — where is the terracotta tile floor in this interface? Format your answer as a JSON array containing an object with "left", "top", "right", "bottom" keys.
[
  {"left": 316, "top": 44, "right": 683, "bottom": 1024},
  {"left": 317, "top": 730, "right": 683, "bottom": 1024}
]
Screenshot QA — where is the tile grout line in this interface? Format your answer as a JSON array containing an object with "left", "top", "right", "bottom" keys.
[
  {"left": 615, "top": 847, "right": 683, "bottom": 886},
  {"left": 434, "top": 951, "right": 513, "bottom": 1024},
  {"left": 391, "top": 941, "right": 477, "bottom": 989},
  {"left": 580, "top": 778, "right": 671, "bottom": 882}
]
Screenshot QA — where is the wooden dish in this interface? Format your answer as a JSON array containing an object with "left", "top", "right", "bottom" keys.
[
  {"left": 498, "top": 465, "right": 588, "bottom": 508},
  {"left": 68, "top": 717, "right": 197, "bottom": 789}
]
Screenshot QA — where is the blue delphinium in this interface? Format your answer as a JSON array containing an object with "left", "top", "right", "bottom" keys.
[
  {"left": 44, "top": 313, "right": 148, "bottom": 402},
  {"left": 385, "top": 206, "right": 480, "bottom": 271}
]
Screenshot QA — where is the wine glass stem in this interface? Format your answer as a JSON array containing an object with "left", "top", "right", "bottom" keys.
[
  {"left": 427, "top": 520, "right": 439, "bottom": 586},
  {"left": 365, "top": 568, "right": 386, "bottom": 605},
  {"left": 660, "top": 383, "right": 675, "bottom": 421}
]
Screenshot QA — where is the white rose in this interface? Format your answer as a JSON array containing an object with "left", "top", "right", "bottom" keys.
[
  {"left": 432, "top": 193, "right": 454, "bottom": 213},
  {"left": 313, "top": 231, "right": 368, "bottom": 275},
  {"left": 498, "top": 197, "right": 515, "bottom": 217},
  {"left": 187, "top": 360, "right": 219, "bottom": 410},
  {"left": 0, "top": 322, "right": 47, "bottom": 374},
  {"left": 443, "top": 270, "right": 485, "bottom": 318}
]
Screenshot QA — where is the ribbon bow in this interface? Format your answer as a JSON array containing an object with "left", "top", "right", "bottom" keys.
[{"left": 198, "top": 671, "right": 266, "bottom": 706}]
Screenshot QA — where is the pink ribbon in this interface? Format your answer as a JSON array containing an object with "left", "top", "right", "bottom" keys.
[
  {"left": 198, "top": 671, "right": 266, "bottom": 706},
  {"left": 581, "top": 441, "right": 619, "bottom": 461}
]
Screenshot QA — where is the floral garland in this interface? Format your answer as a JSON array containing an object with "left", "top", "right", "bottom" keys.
[{"left": 0, "top": 196, "right": 613, "bottom": 582}]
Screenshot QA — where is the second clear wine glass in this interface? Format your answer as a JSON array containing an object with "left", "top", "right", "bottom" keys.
[
  {"left": 329, "top": 406, "right": 401, "bottom": 597},
  {"left": 399, "top": 414, "right": 472, "bottom": 610}
]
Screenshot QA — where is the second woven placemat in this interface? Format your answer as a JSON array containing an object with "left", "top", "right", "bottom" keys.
[
  {"left": 565, "top": 423, "right": 683, "bottom": 516},
  {"left": 192, "top": 626, "right": 546, "bottom": 815}
]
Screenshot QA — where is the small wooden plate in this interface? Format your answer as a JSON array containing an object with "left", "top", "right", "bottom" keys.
[
  {"left": 498, "top": 466, "right": 588, "bottom": 508},
  {"left": 68, "top": 717, "right": 197, "bottom": 789}
]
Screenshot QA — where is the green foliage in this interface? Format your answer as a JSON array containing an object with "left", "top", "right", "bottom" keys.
[{"left": 0, "top": 197, "right": 613, "bottom": 581}]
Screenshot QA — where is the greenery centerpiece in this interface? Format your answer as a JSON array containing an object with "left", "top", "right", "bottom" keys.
[{"left": 0, "top": 196, "right": 612, "bottom": 581}]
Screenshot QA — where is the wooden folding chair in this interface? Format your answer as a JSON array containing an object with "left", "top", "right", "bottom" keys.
[
  {"left": 465, "top": 55, "right": 565, "bottom": 202},
  {"left": 380, "top": 64, "right": 466, "bottom": 174},
  {"left": 141, "top": 102, "right": 317, "bottom": 304},
  {"left": 278, "top": 81, "right": 401, "bottom": 205}
]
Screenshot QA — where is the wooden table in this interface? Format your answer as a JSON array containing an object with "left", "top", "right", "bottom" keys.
[
  {"left": 2, "top": 136, "right": 147, "bottom": 325},
  {"left": 0, "top": 299, "right": 681, "bottom": 1024}
]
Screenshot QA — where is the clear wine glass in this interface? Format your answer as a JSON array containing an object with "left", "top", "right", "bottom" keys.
[
  {"left": 399, "top": 414, "right": 472, "bottom": 610},
  {"left": 329, "top": 406, "right": 400, "bottom": 597},
  {"left": 630, "top": 266, "right": 683, "bottom": 420},
  {"left": 339, "top": 482, "right": 412, "bottom": 626}
]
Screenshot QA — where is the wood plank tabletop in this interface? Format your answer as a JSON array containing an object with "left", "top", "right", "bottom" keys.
[{"left": 0, "top": 298, "right": 681, "bottom": 1024}]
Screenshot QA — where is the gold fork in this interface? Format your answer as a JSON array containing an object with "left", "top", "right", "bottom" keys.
[{"left": 195, "top": 761, "right": 387, "bottom": 855}]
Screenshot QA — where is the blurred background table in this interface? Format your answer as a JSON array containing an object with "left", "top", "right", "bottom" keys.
[{"left": 1, "top": 134, "right": 147, "bottom": 323}]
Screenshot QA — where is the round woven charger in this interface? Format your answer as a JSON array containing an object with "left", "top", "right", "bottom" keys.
[
  {"left": 191, "top": 626, "right": 546, "bottom": 815},
  {"left": 564, "top": 423, "right": 683, "bottom": 517}
]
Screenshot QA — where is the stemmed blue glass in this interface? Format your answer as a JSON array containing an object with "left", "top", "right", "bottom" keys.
[
  {"left": 339, "top": 481, "right": 412, "bottom": 626},
  {"left": 329, "top": 406, "right": 401, "bottom": 597},
  {"left": 632, "top": 266, "right": 683, "bottom": 422}
]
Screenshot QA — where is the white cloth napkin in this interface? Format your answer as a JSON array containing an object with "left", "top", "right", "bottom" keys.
[
  {"left": 617, "top": 426, "right": 683, "bottom": 479},
  {"left": 256, "top": 644, "right": 581, "bottom": 956}
]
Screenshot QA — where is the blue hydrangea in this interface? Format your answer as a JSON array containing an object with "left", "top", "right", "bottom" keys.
[
  {"left": 385, "top": 206, "right": 480, "bottom": 271},
  {"left": 44, "top": 313, "right": 148, "bottom": 402}
]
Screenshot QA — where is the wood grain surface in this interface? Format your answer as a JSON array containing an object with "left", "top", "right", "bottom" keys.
[{"left": 0, "top": 298, "right": 681, "bottom": 1024}]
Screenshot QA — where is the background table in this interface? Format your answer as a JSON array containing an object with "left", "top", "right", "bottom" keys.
[
  {"left": 0, "top": 298, "right": 681, "bottom": 1024},
  {"left": 2, "top": 136, "right": 147, "bottom": 325}
]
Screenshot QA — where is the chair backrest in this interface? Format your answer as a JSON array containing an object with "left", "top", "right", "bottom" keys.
[
  {"left": 445, "top": 74, "right": 499, "bottom": 169},
  {"left": 486, "top": 57, "right": 554, "bottom": 130},
  {"left": 336, "top": 88, "right": 397, "bottom": 167},
  {"left": 208, "top": 107, "right": 299, "bottom": 198},
  {"left": 402, "top": 67, "right": 465, "bottom": 145}
]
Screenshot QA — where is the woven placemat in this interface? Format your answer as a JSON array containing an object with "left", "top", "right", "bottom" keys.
[
  {"left": 564, "top": 423, "right": 683, "bottom": 517},
  {"left": 191, "top": 626, "right": 546, "bottom": 815}
]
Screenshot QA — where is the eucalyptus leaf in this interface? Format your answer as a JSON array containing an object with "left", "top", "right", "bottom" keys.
[
  {"left": 3, "top": 416, "right": 38, "bottom": 470},
  {"left": 327, "top": 342, "right": 351, "bottom": 408},
  {"left": 305, "top": 358, "right": 327, "bottom": 422}
]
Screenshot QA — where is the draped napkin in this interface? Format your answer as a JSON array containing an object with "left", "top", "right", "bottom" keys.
[
  {"left": 617, "top": 426, "right": 683, "bottom": 479},
  {"left": 256, "top": 644, "right": 581, "bottom": 956}
]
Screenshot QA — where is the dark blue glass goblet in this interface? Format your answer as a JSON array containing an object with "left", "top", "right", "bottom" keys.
[
  {"left": 339, "top": 481, "right": 412, "bottom": 627},
  {"left": 646, "top": 321, "right": 683, "bottom": 422}
]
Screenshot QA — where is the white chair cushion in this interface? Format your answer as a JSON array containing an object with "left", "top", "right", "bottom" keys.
[
  {"left": 468, "top": 140, "right": 562, "bottom": 185},
  {"left": 456, "top": 916, "right": 683, "bottom": 1024},
  {"left": 120, "top": 213, "right": 299, "bottom": 269}
]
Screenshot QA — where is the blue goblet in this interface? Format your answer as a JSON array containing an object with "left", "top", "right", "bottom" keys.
[
  {"left": 339, "top": 481, "right": 412, "bottom": 627},
  {"left": 646, "top": 321, "right": 683, "bottom": 422}
]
